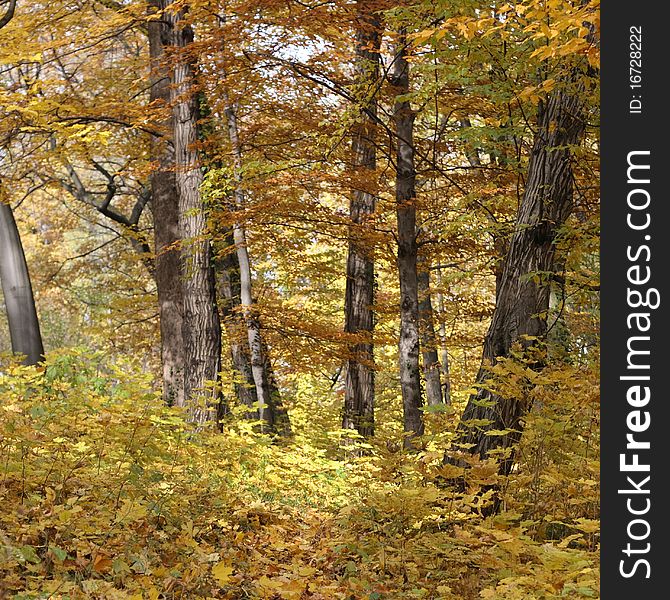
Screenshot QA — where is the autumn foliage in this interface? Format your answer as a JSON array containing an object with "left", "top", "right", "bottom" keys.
[
  {"left": 0, "top": 0, "right": 599, "bottom": 598},
  {"left": 0, "top": 347, "right": 598, "bottom": 598}
]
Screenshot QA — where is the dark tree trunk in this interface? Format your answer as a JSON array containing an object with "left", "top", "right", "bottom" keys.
[
  {"left": 418, "top": 257, "right": 443, "bottom": 406},
  {"left": 434, "top": 266, "right": 451, "bottom": 404},
  {"left": 391, "top": 33, "right": 423, "bottom": 448},
  {"left": 261, "top": 336, "right": 292, "bottom": 437},
  {"left": 148, "top": 0, "right": 185, "bottom": 407},
  {"left": 451, "top": 89, "right": 585, "bottom": 475},
  {"left": 342, "top": 2, "right": 381, "bottom": 439},
  {"left": 0, "top": 199, "right": 44, "bottom": 365},
  {"left": 165, "top": 5, "right": 222, "bottom": 424}
]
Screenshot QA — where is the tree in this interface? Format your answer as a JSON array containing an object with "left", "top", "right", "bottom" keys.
[
  {"left": 164, "top": 2, "right": 222, "bottom": 423},
  {"left": 390, "top": 31, "right": 423, "bottom": 448},
  {"left": 148, "top": 0, "right": 186, "bottom": 407},
  {"left": 0, "top": 191, "right": 44, "bottom": 365},
  {"left": 450, "top": 86, "right": 586, "bottom": 478},
  {"left": 223, "top": 100, "right": 278, "bottom": 430},
  {"left": 342, "top": 1, "right": 382, "bottom": 439},
  {"left": 216, "top": 231, "right": 257, "bottom": 413},
  {"left": 215, "top": 210, "right": 292, "bottom": 434},
  {"left": 433, "top": 266, "right": 451, "bottom": 404},
  {"left": 0, "top": 0, "right": 43, "bottom": 366},
  {"left": 417, "top": 257, "right": 444, "bottom": 406}
]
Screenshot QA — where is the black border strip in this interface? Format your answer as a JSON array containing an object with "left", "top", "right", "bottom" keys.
[{"left": 601, "top": 1, "right": 669, "bottom": 595}]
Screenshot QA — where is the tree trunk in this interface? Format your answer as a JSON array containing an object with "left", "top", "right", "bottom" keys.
[
  {"left": 216, "top": 228, "right": 291, "bottom": 435},
  {"left": 451, "top": 88, "right": 585, "bottom": 475},
  {"left": 148, "top": 0, "right": 185, "bottom": 407},
  {"left": 0, "top": 198, "right": 44, "bottom": 365},
  {"left": 433, "top": 267, "right": 452, "bottom": 404},
  {"left": 166, "top": 5, "right": 222, "bottom": 424},
  {"left": 418, "top": 257, "right": 443, "bottom": 406},
  {"left": 261, "top": 336, "right": 292, "bottom": 437},
  {"left": 342, "top": 2, "right": 381, "bottom": 439},
  {"left": 392, "top": 33, "right": 423, "bottom": 448},
  {"left": 216, "top": 230, "right": 258, "bottom": 414},
  {"left": 222, "top": 101, "right": 278, "bottom": 432}
]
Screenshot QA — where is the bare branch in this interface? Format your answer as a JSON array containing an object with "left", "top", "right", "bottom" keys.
[{"left": 0, "top": 0, "right": 17, "bottom": 30}]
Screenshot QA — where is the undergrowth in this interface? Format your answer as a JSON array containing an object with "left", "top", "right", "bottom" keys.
[{"left": 0, "top": 349, "right": 599, "bottom": 599}]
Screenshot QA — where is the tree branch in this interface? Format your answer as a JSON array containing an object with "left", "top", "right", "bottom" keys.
[
  {"left": 56, "top": 153, "right": 155, "bottom": 275},
  {"left": 0, "top": 0, "right": 17, "bottom": 30}
]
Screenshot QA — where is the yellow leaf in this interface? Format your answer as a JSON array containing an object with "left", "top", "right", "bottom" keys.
[{"left": 212, "top": 561, "right": 234, "bottom": 585}]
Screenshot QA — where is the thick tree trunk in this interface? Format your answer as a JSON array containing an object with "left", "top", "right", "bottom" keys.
[
  {"left": 392, "top": 34, "right": 423, "bottom": 448},
  {"left": 166, "top": 6, "right": 222, "bottom": 424},
  {"left": 418, "top": 257, "right": 443, "bottom": 406},
  {"left": 342, "top": 2, "right": 381, "bottom": 439},
  {"left": 451, "top": 88, "right": 585, "bottom": 475},
  {"left": 0, "top": 198, "right": 44, "bottom": 365},
  {"left": 148, "top": 0, "right": 185, "bottom": 407},
  {"left": 434, "top": 267, "right": 451, "bottom": 404}
]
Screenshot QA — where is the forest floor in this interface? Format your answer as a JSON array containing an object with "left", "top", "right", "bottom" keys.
[{"left": 0, "top": 351, "right": 600, "bottom": 599}]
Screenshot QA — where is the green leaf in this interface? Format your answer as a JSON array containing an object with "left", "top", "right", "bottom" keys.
[
  {"left": 19, "top": 545, "right": 40, "bottom": 564},
  {"left": 49, "top": 545, "right": 68, "bottom": 562}
]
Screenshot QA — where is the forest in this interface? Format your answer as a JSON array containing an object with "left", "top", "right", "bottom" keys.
[{"left": 0, "top": 0, "right": 600, "bottom": 598}]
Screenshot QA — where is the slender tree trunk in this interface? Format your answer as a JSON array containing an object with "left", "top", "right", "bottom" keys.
[
  {"left": 216, "top": 228, "right": 291, "bottom": 435},
  {"left": 459, "top": 117, "right": 482, "bottom": 171},
  {"left": 391, "top": 33, "right": 423, "bottom": 448},
  {"left": 342, "top": 2, "right": 381, "bottom": 439},
  {"left": 418, "top": 256, "right": 443, "bottom": 406},
  {"left": 148, "top": 0, "right": 185, "bottom": 407},
  {"left": 165, "top": 5, "right": 222, "bottom": 423},
  {"left": 216, "top": 231, "right": 258, "bottom": 414},
  {"left": 261, "top": 336, "right": 292, "bottom": 437},
  {"left": 460, "top": 117, "right": 509, "bottom": 299},
  {"left": 0, "top": 198, "right": 44, "bottom": 365},
  {"left": 434, "top": 266, "right": 451, "bottom": 404},
  {"left": 222, "top": 101, "right": 277, "bottom": 432},
  {"left": 451, "top": 88, "right": 585, "bottom": 476}
]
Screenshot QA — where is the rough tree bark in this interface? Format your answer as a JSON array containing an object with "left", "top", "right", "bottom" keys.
[
  {"left": 391, "top": 33, "right": 423, "bottom": 448},
  {"left": 0, "top": 197, "right": 44, "bottom": 365},
  {"left": 165, "top": 4, "right": 222, "bottom": 423},
  {"left": 450, "top": 88, "right": 585, "bottom": 476},
  {"left": 417, "top": 256, "right": 443, "bottom": 406},
  {"left": 342, "top": 2, "right": 381, "bottom": 439},
  {"left": 148, "top": 0, "right": 185, "bottom": 407}
]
